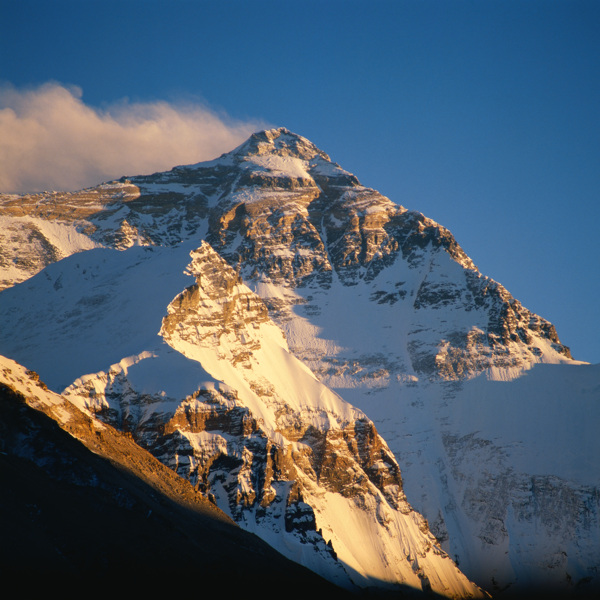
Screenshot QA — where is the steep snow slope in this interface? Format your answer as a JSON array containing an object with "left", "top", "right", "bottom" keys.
[{"left": 1, "top": 127, "right": 598, "bottom": 597}]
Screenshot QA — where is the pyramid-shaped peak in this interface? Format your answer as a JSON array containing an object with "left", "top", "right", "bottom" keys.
[{"left": 232, "top": 127, "right": 331, "bottom": 162}]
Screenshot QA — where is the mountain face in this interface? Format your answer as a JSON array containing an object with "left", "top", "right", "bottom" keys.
[{"left": 1, "top": 127, "right": 598, "bottom": 598}]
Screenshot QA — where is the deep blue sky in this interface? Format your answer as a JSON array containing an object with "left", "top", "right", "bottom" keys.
[{"left": 1, "top": 0, "right": 599, "bottom": 363}]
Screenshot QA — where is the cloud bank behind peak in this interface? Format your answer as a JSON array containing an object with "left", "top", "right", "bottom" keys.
[{"left": 0, "top": 82, "right": 268, "bottom": 194}]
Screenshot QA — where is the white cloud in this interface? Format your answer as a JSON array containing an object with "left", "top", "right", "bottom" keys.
[{"left": 0, "top": 82, "right": 268, "bottom": 193}]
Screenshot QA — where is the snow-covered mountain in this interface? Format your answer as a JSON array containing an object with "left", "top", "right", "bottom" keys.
[{"left": 1, "top": 127, "right": 598, "bottom": 598}]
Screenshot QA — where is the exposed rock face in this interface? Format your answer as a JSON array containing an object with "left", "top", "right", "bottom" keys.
[{"left": 0, "top": 127, "right": 597, "bottom": 598}]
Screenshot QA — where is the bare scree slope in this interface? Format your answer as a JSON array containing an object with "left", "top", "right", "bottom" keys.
[{"left": 1, "top": 128, "right": 598, "bottom": 598}]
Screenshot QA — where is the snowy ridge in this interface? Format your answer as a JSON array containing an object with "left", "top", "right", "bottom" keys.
[{"left": 0, "top": 239, "right": 486, "bottom": 596}]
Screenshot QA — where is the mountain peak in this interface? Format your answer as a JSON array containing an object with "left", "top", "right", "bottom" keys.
[
  {"left": 1, "top": 125, "right": 597, "bottom": 598},
  {"left": 231, "top": 127, "right": 331, "bottom": 162}
]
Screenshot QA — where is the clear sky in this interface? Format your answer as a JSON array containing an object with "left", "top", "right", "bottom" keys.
[{"left": 1, "top": 0, "right": 598, "bottom": 363}]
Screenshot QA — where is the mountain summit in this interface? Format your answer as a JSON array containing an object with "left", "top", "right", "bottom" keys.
[
  {"left": 0, "top": 128, "right": 598, "bottom": 598},
  {"left": 227, "top": 126, "right": 332, "bottom": 161}
]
